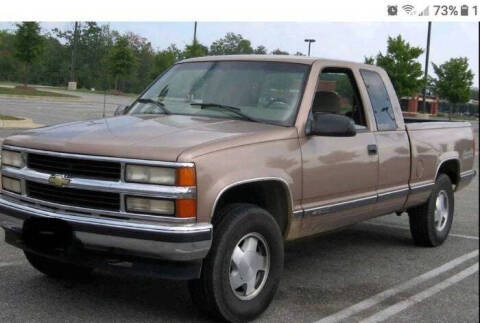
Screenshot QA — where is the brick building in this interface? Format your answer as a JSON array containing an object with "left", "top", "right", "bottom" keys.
[{"left": 400, "top": 93, "right": 439, "bottom": 115}]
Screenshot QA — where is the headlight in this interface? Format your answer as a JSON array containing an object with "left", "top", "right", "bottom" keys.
[
  {"left": 1, "top": 150, "right": 24, "bottom": 168},
  {"left": 2, "top": 176, "right": 21, "bottom": 193},
  {"left": 126, "top": 196, "right": 175, "bottom": 215},
  {"left": 125, "top": 165, "right": 196, "bottom": 186},
  {"left": 126, "top": 165, "right": 176, "bottom": 185}
]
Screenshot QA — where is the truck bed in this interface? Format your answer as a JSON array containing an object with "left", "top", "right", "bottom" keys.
[{"left": 405, "top": 119, "right": 475, "bottom": 192}]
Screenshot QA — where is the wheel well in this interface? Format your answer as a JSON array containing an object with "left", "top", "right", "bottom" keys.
[
  {"left": 437, "top": 159, "right": 460, "bottom": 186},
  {"left": 212, "top": 180, "right": 291, "bottom": 235}
]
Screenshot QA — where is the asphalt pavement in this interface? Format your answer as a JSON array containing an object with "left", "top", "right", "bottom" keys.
[
  {"left": 0, "top": 91, "right": 478, "bottom": 322},
  {"left": 0, "top": 89, "right": 134, "bottom": 141}
]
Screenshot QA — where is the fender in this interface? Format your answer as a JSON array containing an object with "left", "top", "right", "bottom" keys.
[{"left": 210, "top": 177, "right": 294, "bottom": 220}]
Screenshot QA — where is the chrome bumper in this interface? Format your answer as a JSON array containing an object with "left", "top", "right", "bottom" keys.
[{"left": 0, "top": 196, "right": 212, "bottom": 262}]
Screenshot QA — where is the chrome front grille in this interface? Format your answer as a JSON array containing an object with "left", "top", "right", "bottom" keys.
[
  {"left": 27, "top": 152, "right": 121, "bottom": 181},
  {"left": 27, "top": 181, "right": 121, "bottom": 211},
  {"left": 1, "top": 145, "right": 196, "bottom": 224}
]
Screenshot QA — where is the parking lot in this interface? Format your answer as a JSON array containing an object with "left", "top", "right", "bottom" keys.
[
  {"left": 0, "top": 89, "right": 133, "bottom": 139},
  {"left": 0, "top": 92, "right": 478, "bottom": 322}
]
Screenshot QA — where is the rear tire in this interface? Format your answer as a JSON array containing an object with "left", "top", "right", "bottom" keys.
[
  {"left": 408, "top": 174, "right": 454, "bottom": 247},
  {"left": 25, "top": 251, "right": 92, "bottom": 279},
  {"left": 189, "top": 203, "right": 284, "bottom": 322}
]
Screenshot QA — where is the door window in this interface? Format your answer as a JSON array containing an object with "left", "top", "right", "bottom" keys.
[{"left": 312, "top": 68, "right": 367, "bottom": 130}]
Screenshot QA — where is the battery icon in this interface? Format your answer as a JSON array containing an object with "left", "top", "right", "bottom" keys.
[{"left": 461, "top": 5, "right": 469, "bottom": 16}]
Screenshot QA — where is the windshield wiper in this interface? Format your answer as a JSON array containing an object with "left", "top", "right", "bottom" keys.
[
  {"left": 137, "top": 98, "right": 171, "bottom": 114},
  {"left": 190, "top": 102, "right": 259, "bottom": 123}
]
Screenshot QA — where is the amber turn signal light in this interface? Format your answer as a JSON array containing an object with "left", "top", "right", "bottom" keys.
[
  {"left": 176, "top": 167, "right": 196, "bottom": 186},
  {"left": 176, "top": 199, "right": 196, "bottom": 218}
]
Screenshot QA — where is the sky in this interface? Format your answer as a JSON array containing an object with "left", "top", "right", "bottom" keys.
[{"left": 1, "top": 22, "right": 478, "bottom": 87}]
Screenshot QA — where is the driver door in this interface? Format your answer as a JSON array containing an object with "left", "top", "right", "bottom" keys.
[{"left": 299, "top": 67, "right": 379, "bottom": 236}]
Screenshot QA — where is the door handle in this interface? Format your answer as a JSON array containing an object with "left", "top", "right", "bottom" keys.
[{"left": 367, "top": 144, "right": 378, "bottom": 155}]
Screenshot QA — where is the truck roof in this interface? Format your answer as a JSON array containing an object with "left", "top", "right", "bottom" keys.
[{"left": 180, "top": 54, "right": 373, "bottom": 67}]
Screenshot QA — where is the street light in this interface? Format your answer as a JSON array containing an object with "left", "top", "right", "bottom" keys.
[
  {"left": 304, "top": 39, "right": 316, "bottom": 56},
  {"left": 421, "top": 22, "right": 432, "bottom": 114}
]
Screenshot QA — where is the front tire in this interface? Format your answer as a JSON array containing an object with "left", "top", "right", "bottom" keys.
[
  {"left": 408, "top": 174, "right": 454, "bottom": 247},
  {"left": 189, "top": 203, "right": 284, "bottom": 322}
]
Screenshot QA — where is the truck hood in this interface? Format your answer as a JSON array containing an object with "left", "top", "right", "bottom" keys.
[{"left": 4, "top": 115, "right": 298, "bottom": 162}]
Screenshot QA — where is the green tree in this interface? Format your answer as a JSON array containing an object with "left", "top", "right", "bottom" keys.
[
  {"left": 209, "top": 33, "right": 254, "bottom": 55},
  {"left": 121, "top": 32, "right": 157, "bottom": 92},
  {"left": 152, "top": 44, "right": 182, "bottom": 78},
  {"left": 13, "top": 22, "right": 44, "bottom": 87},
  {"left": 54, "top": 22, "right": 115, "bottom": 90},
  {"left": 371, "top": 35, "right": 424, "bottom": 97},
  {"left": 78, "top": 23, "right": 115, "bottom": 90},
  {"left": 31, "top": 34, "right": 70, "bottom": 86},
  {"left": 108, "top": 36, "right": 136, "bottom": 90},
  {"left": 364, "top": 56, "right": 375, "bottom": 65},
  {"left": 271, "top": 49, "right": 289, "bottom": 55},
  {"left": 237, "top": 39, "right": 253, "bottom": 54},
  {"left": 184, "top": 40, "right": 208, "bottom": 59},
  {"left": 294, "top": 51, "right": 305, "bottom": 56},
  {"left": 431, "top": 57, "right": 474, "bottom": 117},
  {"left": 254, "top": 45, "right": 267, "bottom": 54},
  {"left": 0, "top": 30, "right": 19, "bottom": 82},
  {"left": 134, "top": 42, "right": 155, "bottom": 91}
]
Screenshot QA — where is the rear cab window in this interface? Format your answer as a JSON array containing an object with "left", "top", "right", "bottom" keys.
[{"left": 360, "top": 70, "right": 397, "bottom": 131}]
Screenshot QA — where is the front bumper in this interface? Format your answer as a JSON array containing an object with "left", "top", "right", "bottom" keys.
[{"left": 0, "top": 196, "right": 212, "bottom": 263}]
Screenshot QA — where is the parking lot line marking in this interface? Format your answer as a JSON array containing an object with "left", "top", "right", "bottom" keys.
[
  {"left": 314, "top": 250, "right": 479, "bottom": 323},
  {"left": 0, "top": 261, "right": 24, "bottom": 268},
  {"left": 365, "top": 222, "right": 479, "bottom": 240},
  {"left": 359, "top": 262, "right": 479, "bottom": 323},
  {"left": 450, "top": 233, "right": 479, "bottom": 240}
]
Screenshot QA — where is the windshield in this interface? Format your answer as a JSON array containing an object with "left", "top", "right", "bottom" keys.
[{"left": 128, "top": 61, "right": 309, "bottom": 126}]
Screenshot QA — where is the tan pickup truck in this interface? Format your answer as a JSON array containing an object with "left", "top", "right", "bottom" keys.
[{"left": 0, "top": 55, "right": 476, "bottom": 322}]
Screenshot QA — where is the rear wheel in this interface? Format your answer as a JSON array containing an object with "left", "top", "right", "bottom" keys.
[
  {"left": 25, "top": 251, "right": 92, "bottom": 279},
  {"left": 189, "top": 203, "right": 284, "bottom": 322},
  {"left": 408, "top": 174, "right": 454, "bottom": 247}
]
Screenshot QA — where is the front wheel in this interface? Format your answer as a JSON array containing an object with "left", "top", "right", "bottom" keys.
[
  {"left": 408, "top": 174, "right": 454, "bottom": 247},
  {"left": 189, "top": 203, "right": 284, "bottom": 322}
]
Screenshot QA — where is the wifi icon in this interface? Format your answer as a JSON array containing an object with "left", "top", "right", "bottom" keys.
[{"left": 402, "top": 4, "right": 416, "bottom": 15}]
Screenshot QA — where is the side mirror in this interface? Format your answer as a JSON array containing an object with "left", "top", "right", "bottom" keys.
[
  {"left": 306, "top": 112, "right": 356, "bottom": 137},
  {"left": 114, "top": 104, "right": 129, "bottom": 116}
]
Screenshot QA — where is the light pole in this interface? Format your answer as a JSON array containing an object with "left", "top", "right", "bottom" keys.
[
  {"left": 421, "top": 22, "right": 432, "bottom": 114},
  {"left": 193, "top": 21, "right": 197, "bottom": 44},
  {"left": 68, "top": 21, "right": 79, "bottom": 90},
  {"left": 70, "top": 21, "right": 79, "bottom": 82},
  {"left": 304, "top": 39, "right": 315, "bottom": 56}
]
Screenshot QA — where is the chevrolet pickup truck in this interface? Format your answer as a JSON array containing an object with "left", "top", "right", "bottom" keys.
[{"left": 0, "top": 55, "right": 476, "bottom": 322}]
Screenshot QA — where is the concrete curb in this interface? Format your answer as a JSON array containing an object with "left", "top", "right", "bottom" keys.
[
  {"left": 0, "top": 118, "right": 43, "bottom": 129},
  {"left": 0, "top": 93, "right": 81, "bottom": 102}
]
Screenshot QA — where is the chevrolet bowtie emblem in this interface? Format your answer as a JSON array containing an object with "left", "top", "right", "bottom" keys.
[{"left": 48, "top": 174, "right": 71, "bottom": 187}]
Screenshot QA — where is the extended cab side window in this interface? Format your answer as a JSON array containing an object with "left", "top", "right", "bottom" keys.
[
  {"left": 312, "top": 68, "right": 367, "bottom": 130},
  {"left": 360, "top": 70, "right": 397, "bottom": 131}
]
